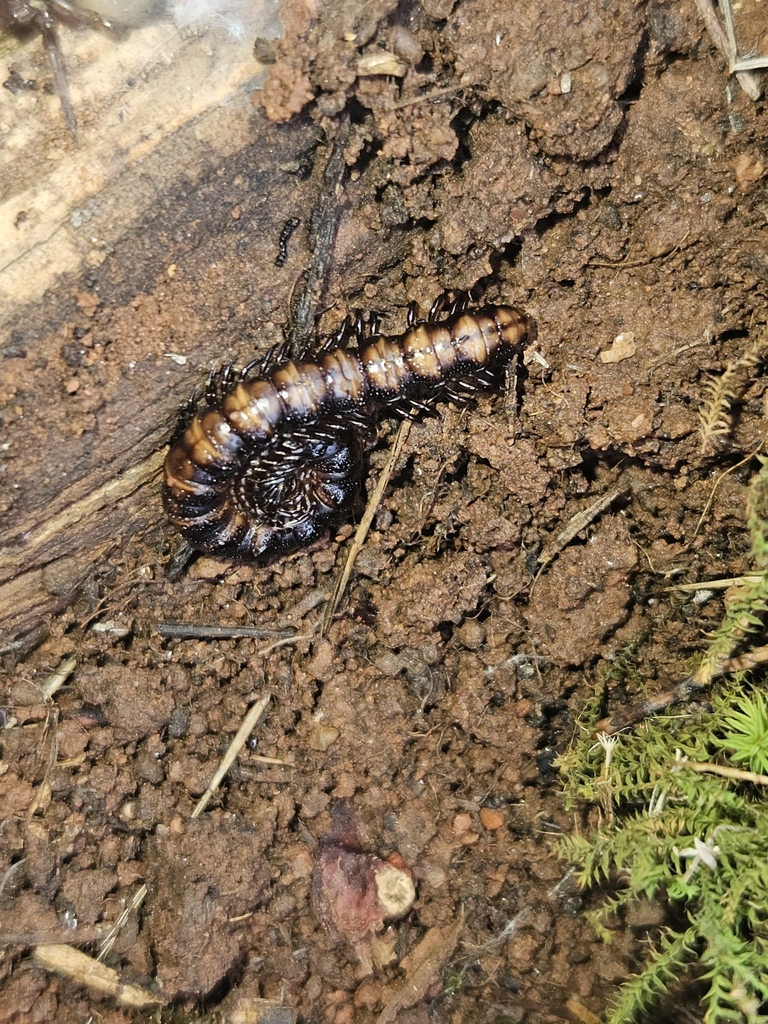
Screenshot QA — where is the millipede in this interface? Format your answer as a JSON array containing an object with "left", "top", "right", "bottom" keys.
[{"left": 162, "top": 298, "right": 531, "bottom": 562}]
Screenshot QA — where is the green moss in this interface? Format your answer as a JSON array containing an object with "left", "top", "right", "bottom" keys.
[{"left": 558, "top": 458, "right": 768, "bottom": 1024}]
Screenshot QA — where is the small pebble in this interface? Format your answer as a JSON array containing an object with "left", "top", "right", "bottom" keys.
[{"left": 480, "top": 808, "right": 505, "bottom": 830}]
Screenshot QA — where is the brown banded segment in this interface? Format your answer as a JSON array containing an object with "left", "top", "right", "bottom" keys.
[
  {"left": 495, "top": 305, "right": 528, "bottom": 346},
  {"left": 191, "top": 411, "right": 243, "bottom": 468},
  {"left": 164, "top": 446, "right": 217, "bottom": 497},
  {"left": 427, "top": 326, "right": 455, "bottom": 373},
  {"left": 450, "top": 313, "right": 493, "bottom": 364},
  {"left": 223, "top": 380, "right": 283, "bottom": 440},
  {"left": 163, "top": 301, "right": 531, "bottom": 562},
  {"left": 362, "top": 338, "right": 409, "bottom": 394},
  {"left": 272, "top": 361, "right": 328, "bottom": 418},
  {"left": 321, "top": 349, "right": 365, "bottom": 404},
  {"left": 402, "top": 325, "right": 441, "bottom": 379}
]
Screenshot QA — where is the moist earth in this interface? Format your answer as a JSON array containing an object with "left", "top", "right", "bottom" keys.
[{"left": 1, "top": 0, "right": 767, "bottom": 1022}]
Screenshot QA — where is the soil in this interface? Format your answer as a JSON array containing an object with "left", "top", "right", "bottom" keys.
[{"left": 1, "top": 0, "right": 768, "bottom": 1022}]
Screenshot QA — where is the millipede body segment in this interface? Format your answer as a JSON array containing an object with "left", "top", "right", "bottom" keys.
[{"left": 163, "top": 303, "right": 530, "bottom": 561}]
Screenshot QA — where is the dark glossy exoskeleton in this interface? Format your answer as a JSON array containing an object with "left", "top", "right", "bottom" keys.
[
  {"left": 163, "top": 300, "right": 531, "bottom": 562},
  {"left": 0, "top": 0, "right": 116, "bottom": 131}
]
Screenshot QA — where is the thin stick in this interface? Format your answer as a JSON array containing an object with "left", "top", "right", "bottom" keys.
[
  {"left": 321, "top": 420, "right": 411, "bottom": 634},
  {"left": 156, "top": 623, "right": 295, "bottom": 641},
  {"left": 692, "top": 0, "right": 762, "bottom": 97},
  {"left": 388, "top": 85, "right": 461, "bottom": 110},
  {"left": 190, "top": 634, "right": 311, "bottom": 818},
  {"left": 288, "top": 115, "right": 350, "bottom": 356},
  {"left": 595, "top": 639, "right": 768, "bottom": 734},
  {"left": 676, "top": 759, "right": 768, "bottom": 786},
  {"left": 33, "top": 945, "right": 164, "bottom": 1009},
  {"left": 672, "top": 575, "right": 764, "bottom": 592},
  {"left": 97, "top": 884, "right": 148, "bottom": 962},
  {"left": 693, "top": 0, "right": 732, "bottom": 57},
  {"left": 192, "top": 694, "right": 271, "bottom": 818},
  {"left": 41, "top": 656, "right": 77, "bottom": 699},
  {"left": 596, "top": 674, "right": 705, "bottom": 734},
  {"left": 536, "top": 485, "right": 625, "bottom": 571},
  {"left": 688, "top": 447, "right": 761, "bottom": 544}
]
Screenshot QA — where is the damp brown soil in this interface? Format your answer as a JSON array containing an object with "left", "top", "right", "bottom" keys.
[{"left": 1, "top": 0, "right": 768, "bottom": 1022}]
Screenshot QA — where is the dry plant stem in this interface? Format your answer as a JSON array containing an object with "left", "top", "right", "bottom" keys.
[
  {"left": 694, "top": 0, "right": 733, "bottom": 56},
  {"left": 41, "top": 656, "right": 77, "bottom": 698},
  {"left": 596, "top": 675, "right": 707, "bottom": 734},
  {"left": 678, "top": 759, "right": 768, "bottom": 786},
  {"left": 192, "top": 694, "right": 271, "bottom": 818},
  {"left": 692, "top": 0, "right": 762, "bottom": 96},
  {"left": 156, "top": 622, "right": 295, "bottom": 640},
  {"left": 321, "top": 419, "right": 411, "bottom": 634},
  {"left": 673, "top": 575, "right": 764, "bottom": 592},
  {"left": 32, "top": 945, "right": 164, "bottom": 1009},
  {"left": 689, "top": 449, "right": 762, "bottom": 543},
  {"left": 718, "top": 0, "right": 768, "bottom": 77},
  {"left": 97, "top": 884, "right": 148, "bottom": 962},
  {"left": 27, "top": 706, "right": 60, "bottom": 819},
  {"left": 719, "top": 641, "right": 768, "bottom": 673},
  {"left": 288, "top": 114, "right": 350, "bottom": 357},
  {"left": 596, "top": 641, "right": 768, "bottom": 733},
  {"left": 190, "top": 631, "right": 311, "bottom": 817},
  {"left": 536, "top": 485, "right": 625, "bottom": 572},
  {"left": 389, "top": 85, "right": 461, "bottom": 110}
]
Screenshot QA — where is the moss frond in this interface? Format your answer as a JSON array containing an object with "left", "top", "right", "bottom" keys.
[
  {"left": 558, "top": 456, "right": 768, "bottom": 1023},
  {"left": 699, "top": 329, "right": 768, "bottom": 454}
]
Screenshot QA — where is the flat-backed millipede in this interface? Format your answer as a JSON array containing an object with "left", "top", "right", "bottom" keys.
[{"left": 163, "top": 300, "right": 530, "bottom": 561}]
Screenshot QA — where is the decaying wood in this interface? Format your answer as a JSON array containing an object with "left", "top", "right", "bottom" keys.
[{"left": 0, "top": 103, "right": 413, "bottom": 644}]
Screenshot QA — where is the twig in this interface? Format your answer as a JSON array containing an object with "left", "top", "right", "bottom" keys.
[
  {"left": 388, "top": 85, "right": 461, "bottom": 110},
  {"left": 675, "top": 758, "right": 768, "bottom": 786},
  {"left": 536, "top": 485, "right": 625, "bottom": 572},
  {"left": 156, "top": 623, "right": 295, "bottom": 640},
  {"left": 41, "top": 656, "right": 77, "bottom": 699},
  {"left": 595, "top": 640, "right": 768, "bottom": 734},
  {"left": 693, "top": 0, "right": 763, "bottom": 98},
  {"left": 718, "top": 641, "right": 768, "bottom": 674},
  {"left": 190, "top": 634, "right": 311, "bottom": 818},
  {"left": 321, "top": 420, "right": 411, "bottom": 634},
  {"left": 688, "top": 448, "right": 762, "bottom": 544},
  {"left": 97, "top": 884, "right": 148, "bottom": 962},
  {"left": 672, "top": 575, "right": 764, "bottom": 592},
  {"left": 33, "top": 945, "right": 164, "bottom": 1009},
  {"left": 288, "top": 114, "right": 350, "bottom": 356},
  {"left": 596, "top": 673, "right": 710, "bottom": 734},
  {"left": 192, "top": 694, "right": 272, "bottom": 818},
  {"left": 27, "top": 706, "right": 60, "bottom": 820}
]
